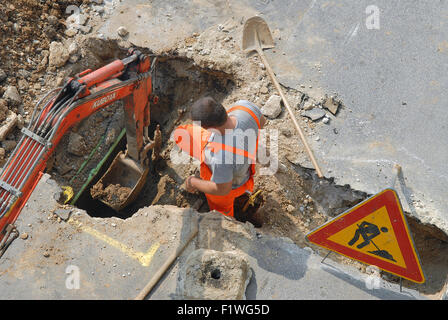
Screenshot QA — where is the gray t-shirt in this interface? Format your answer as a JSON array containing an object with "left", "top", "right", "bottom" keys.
[{"left": 203, "top": 100, "right": 262, "bottom": 189}]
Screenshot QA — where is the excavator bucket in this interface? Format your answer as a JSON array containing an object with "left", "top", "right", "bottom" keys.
[
  {"left": 89, "top": 51, "right": 156, "bottom": 212},
  {"left": 91, "top": 151, "right": 149, "bottom": 211}
]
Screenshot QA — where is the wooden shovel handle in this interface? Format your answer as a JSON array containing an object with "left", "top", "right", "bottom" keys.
[{"left": 257, "top": 48, "right": 324, "bottom": 178}]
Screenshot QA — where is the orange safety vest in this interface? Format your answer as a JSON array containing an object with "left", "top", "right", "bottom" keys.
[{"left": 173, "top": 105, "right": 261, "bottom": 217}]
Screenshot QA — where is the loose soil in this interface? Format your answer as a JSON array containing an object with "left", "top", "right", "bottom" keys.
[{"left": 90, "top": 182, "right": 132, "bottom": 208}]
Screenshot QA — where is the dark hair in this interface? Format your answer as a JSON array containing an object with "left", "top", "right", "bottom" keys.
[{"left": 190, "top": 96, "right": 227, "bottom": 128}]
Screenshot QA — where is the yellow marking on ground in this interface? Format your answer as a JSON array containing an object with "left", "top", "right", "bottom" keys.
[{"left": 68, "top": 218, "right": 159, "bottom": 267}]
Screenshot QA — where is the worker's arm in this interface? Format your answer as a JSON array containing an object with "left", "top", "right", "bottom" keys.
[{"left": 186, "top": 176, "right": 232, "bottom": 196}]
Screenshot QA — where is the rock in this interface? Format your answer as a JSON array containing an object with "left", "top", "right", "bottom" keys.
[
  {"left": 281, "top": 127, "right": 292, "bottom": 137},
  {"left": 261, "top": 95, "right": 282, "bottom": 119},
  {"left": 65, "top": 27, "right": 78, "bottom": 37},
  {"left": 18, "top": 69, "right": 31, "bottom": 79},
  {"left": 0, "top": 148, "right": 5, "bottom": 159},
  {"left": 2, "top": 140, "right": 16, "bottom": 152},
  {"left": 49, "top": 42, "right": 70, "bottom": 68},
  {"left": 68, "top": 42, "right": 80, "bottom": 63},
  {"left": 16, "top": 114, "right": 24, "bottom": 130},
  {"left": 259, "top": 86, "right": 269, "bottom": 94},
  {"left": 93, "top": 5, "right": 105, "bottom": 13},
  {"left": 43, "top": 251, "right": 50, "bottom": 258},
  {"left": 69, "top": 55, "right": 80, "bottom": 64},
  {"left": 0, "top": 111, "right": 18, "bottom": 141},
  {"left": 56, "top": 76, "right": 65, "bottom": 87},
  {"left": 17, "top": 79, "right": 29, "bottom": 91},
  {"left": 54, "top": 208, "right": 72, "bottom": 221},
  {"left": 79, "top": 25, "right": 92, "bottom": 34},
  {"left": 47, "top": 15, "right": 58, "bottom": 26},
  {"left": 302, "top": 100, "right": 315, "bottom": 111},
  {"left": 0, "top": 69, "right": 7, "bottom": 83},
  {"left": 66, "top": 13, "right": 87, "bottom": 26},
  {"left": 323, "top": 97, "right": 340, "bottom": 115},
  {"left": 302, "top": 108, "right": 326, "bottom": 121},
  {"left": 67, "top": 132, "right": 88, "bottom": 156},
  {"left": 117, "top": 26, "right": 129, "bottom": 37},
  {"left": 20, "top": 233, "right": 28, "bottom": 240},
  {"left": 322, "top": 117, "right": 330, "bottom": 124},
  {"left": 0, "top": 99, "right": 8, "bottom": 123},
  {"left": 68, "top": 42, "right": 79, "bottom": 56},
  {"left": 286, "top": 204, "right": 295, "bottom": 213},
  {"left": 2, "top": 86, "right": 21, "bottom": 106},
  {"left": 180, "top": 249, "right": 252, "bottom": 300},
  {"left": 37, "top": 50, "right": 50, "bottom": 71}
]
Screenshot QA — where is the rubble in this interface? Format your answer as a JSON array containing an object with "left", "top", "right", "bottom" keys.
[
  {"left": 322, "top": 96, "right": 340, "bottom": 115},
  {"left": 49, "top": 42, "right": 70, "bottom": 68},
  {"left": 2, "top": 86, "right": 21, "bottom": 106},
  {"left": 67, "top": 132, "right": 88, "bottom": 156},
  {"left": 302, "top": 107, "right": 326, "bottom": 121},
  {"left": 0, "top": 111, "right": 18, "bottom": 142},
  {"left": 0, "top": 69, "right": 6, "bottom": 83},
  {"left": 0, "top": 148, "right": 5, "bottom": 164}
]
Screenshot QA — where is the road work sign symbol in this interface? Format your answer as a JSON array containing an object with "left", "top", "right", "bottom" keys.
[{"left": 306, "top": 189, "right": 425, "bottom": 283}]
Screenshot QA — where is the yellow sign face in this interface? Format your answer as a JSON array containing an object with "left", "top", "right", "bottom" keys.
[{"left": 328, "top": 206, "right": 406, "bottom": 268}]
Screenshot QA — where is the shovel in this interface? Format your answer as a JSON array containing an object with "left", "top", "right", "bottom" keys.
[{"left": 243, "top": 16, "right": 323, "bottom": 178}]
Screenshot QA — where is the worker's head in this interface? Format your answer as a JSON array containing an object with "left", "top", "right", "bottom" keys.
[{"left": 190, "top": 96, "right": 227, "bottom": 129}]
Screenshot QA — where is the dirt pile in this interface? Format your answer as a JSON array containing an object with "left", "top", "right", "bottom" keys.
[{"left": 90, "top": 182, "right": 132, "bottom": 208}]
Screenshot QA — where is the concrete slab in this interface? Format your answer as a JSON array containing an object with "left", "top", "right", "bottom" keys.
[
  {"left": 0, "top": 174, "right": 198, "bottom": 299},
  {"left": 190, "top": 212, "right": 425, "bottom": 300},
  {"left": 96, "top": 0, "right": 448, "bottom": 234},
  {"left": 0, "top": 175, "right": 426, "bottom": 299}
]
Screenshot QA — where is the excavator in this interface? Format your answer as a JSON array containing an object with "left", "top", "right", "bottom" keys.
[{"left": 0, "top": 49, "right": 161, "bottom": 251}]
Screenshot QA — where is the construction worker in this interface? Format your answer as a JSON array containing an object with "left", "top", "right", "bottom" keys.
[{"left": 173, "top": 96, "right": 266, "bottom": 226}]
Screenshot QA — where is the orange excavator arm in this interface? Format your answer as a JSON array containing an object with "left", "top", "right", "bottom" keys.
[{"left": 0, "top": 49, "right": 155, "bottom": 245}]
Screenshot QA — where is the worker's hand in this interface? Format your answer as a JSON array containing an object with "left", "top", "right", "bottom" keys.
[{"left": 185, "top": 176, "right": 198, "bottom": 193}]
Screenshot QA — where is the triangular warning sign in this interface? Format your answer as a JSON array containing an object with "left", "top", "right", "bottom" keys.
[{"left": 306, "top": 189, "right": 425, "bottom": 283}]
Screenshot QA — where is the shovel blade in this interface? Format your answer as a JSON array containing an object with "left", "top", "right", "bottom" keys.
[{"left": 242, "top": 16, "right": 275, "bottom": 53}]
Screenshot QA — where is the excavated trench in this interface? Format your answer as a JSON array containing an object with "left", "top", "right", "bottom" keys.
[
  {"left": 50, "top": 42, "right": 235, "bottom": 219},
  {"left": 46, "top": 39, "right": 448, "bottom": 298}
]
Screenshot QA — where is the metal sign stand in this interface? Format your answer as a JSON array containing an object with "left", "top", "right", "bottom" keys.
[{"left": 321, "top": 251, "right": 331, "bottom": 264}]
